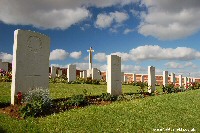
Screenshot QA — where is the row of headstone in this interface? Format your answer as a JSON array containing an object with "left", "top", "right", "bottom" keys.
[
  {"left": 10, "top": 29, "right": 196, "bottom": 105},
  {"left": 50, "top": 66, "right": 63, "bottom": 78}
]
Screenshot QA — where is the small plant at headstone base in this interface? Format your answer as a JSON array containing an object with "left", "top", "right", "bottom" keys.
[
  {"left": 92, "top": 79, "right": 100, "bottom": 85},
  {"left": 19, "top": 88, "right": 52, "bottom": 118},
  {"left": 117, "top": 94, "right": 135, "bottom": 101},
  {"left": 162, "top": 83, "right": 175, "bottom": 93},
  {"left": 193, "top": 82, "right": 200, "bottom": 89},
  {"left": 65, "top": 94, "right": 88, "bottom": 106},
  {"left": 49, "top": 77, "right": 57, "bottom": 84},
  {"left": 138, "top": 82, "right": 147, "bottom": 95},
  {"left": 99, "top": 93, "right": 117, "bottom": 101}
]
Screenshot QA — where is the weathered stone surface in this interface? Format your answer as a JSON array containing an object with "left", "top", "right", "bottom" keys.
[
  {"left": 107, "top": 55, "right": 122, "bottom": 95},
  {"left": 11, "top": 29, "right": 50, "bottom": 104},
  {"left": 141, "top": 75, "right": 144, "bottom": 82},
  {"left": 91, "top": 68, "right": 101, "bottom": 80},
  {"left": 51, "top": 66, "right": 56, "bottom": 78},
  {"left": 148, "top": 66, "right": 155, "bottom": 93},
  {"left": 83, "top": 70, "right": 87, "bottom": 79},
  {"left": 171, "top": 73, "right": 175, "bottom": 84},
  {"left": 179, "top": 75, "right": 182, "bottom": 87},
  {"left": 0, "top": 59, "right": 9, "bottom": 71},
  {"left": 163, "top": 71, "right": 168, "bottom": 86},
  {"left": 121, "top": 72, "right": 124, "bottom": 82},
  {"left": 87, "top": 69, "right": 92, "bottom": 77},
  {"left": 133, "top": 73, "right": 136, "bottom": 83},
  {"left": 58, "top": 69, "right": 62, "bottom": 77},
  {"left": 67, "top": 64, "right": 76, "bottom": 82},
  {"left": 80, "top": 71, "right": 83, "bottom": 78}
]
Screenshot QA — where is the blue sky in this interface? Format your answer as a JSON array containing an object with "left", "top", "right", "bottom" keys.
[{"left": 0, "top": 0, "right": 200, "bottom": 77}]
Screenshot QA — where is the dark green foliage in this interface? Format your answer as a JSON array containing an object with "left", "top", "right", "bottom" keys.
[
  {"left": 162, "top": 84, "right": 182, "bottom": 93},
  {"left": 19, "top": 88, "right": 52, "bottom": 118},
  {"left": 68, "top": 78, "right": 100, "bottom": 85},
  {"left": 65, "top": 94, "right": 88, "bottom": 106},
  {"left": 137, "top": 82, "right": 147, "bottom": 94},
  {"left": 99, "top": 93, "right": 117, "bottom": 101}
]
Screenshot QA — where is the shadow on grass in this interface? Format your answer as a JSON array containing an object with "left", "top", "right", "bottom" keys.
[
  {"left": 0, "top": 92, "right": 151, "bottom": 119},
  {"left": 0, "top": 102, "right": 10, "bottom": 108}
]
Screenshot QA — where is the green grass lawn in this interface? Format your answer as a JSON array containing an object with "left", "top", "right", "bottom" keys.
[{"left": 1, "top": 82, "right": 199, "bottom": 132}]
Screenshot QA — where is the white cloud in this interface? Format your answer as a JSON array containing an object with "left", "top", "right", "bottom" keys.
[
  {"left": 93, "top": 53, "right": 107, "bottom": 62},
  {"left": 139, "top": 0, "right": 200, "bottom": 40},
  {"left": 129, "top": 45, "right": 200, "bottom": 61},
  {"left": 111, "top": 52, "right": 130, "bottom": 61},
  {"left": 123, "top": 28, "right": 134, "bottom": 34},
  {"left": 50, "top": 49, "right": 69, "bottom": 60},
  {"left": 70, "top": 51, "right": 82, "bottom": 59},
  {"left": 122, "top": 65, "right": 146, "bottom": 73},
  {"left": 165, "top": 62, "right": 183, "bottom": 69},
  {"left": 84, "top": 56, "right": 89, "bottom": 61},
  {"left": 0, "top": 52, "right": 12, "bottom": 62},
  {"left": 165, "top": 61, "right": 197, "bottom": 69},
  {"left": 0, "top": 0, "right": 137, "bottom": 29},
  {"left": 95, "top": 11, "right": 129, "bottom": 29},
  {"left": 130, "top": 9, "right": 140, "bottom": 17},
  {"left": 92, "top": 45, "right": 200, "bottom": 62}
]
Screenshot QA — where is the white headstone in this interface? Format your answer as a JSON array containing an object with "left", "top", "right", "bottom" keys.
[
  {"left": 80, "top": 71, "right": 83, "bottom": 78},
  {"left": 141, "top": 75, "right": 144, "bottom": 82},
  {"left": 92, "top": 68, "right": 101, "bottom": 80},
  {"left": 121, "top": 72, "right": 124, "bottom": 82},
  {"left": 184, "top": 77, "right": 187, "bottom": 88},
  {"left": 124, "top": 75, "right": 128, "bottom": 83},
  {"left": 11, "top": 29, "right": 50, "bottom": 105},
  {"left": 107, "top": 55, "right": 122, "bottom": 95},
  {"left": 163, "top": 71, "right": 168, "bottom": 86},
  {"left": 58, "top": 69, "right": 62, "bottom": 77},
  {"left": 187, "top": 77, "right": 191, "bottom": 83},
  {"left": 148, "top": 66, "right": 155, "bottom": 93},
  {"left": 179, "top": 75, "right": 182, "bottom": 88},
  {"left": 171, "top": 73, "right": 175, "bottom": 84},
  {"left": 51, "top": 66, "right": 56, "bottom": 78},
  {"left": 106, "top": 70, "right": 108, "bottom": 82},
  {"left": 67, "top": 64, "right": 76, "bottom": 82},
  {"left": 87, "top": 69, "right": 92, "bottom": 77},
  {"left": 133, "top": 73, "right": 136, "bottom": 83},
  {"left": 83, "top": 70, "right": 87, "bottom": 79},
  {"left": 0, "top": 59, "right": 9, "bottom": 71}
]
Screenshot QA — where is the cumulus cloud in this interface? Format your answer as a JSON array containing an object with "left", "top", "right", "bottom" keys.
[
  {"left": 123, "top": 28, "right": 134, "bottom": 34},
  {"left": 70, "top": 51, "right": 82, "bottom": 59},
  {"left": 92, "top": 45, "right": 200, "bottom": 62},
  {"left": 122, "top": 65, "right": 146, "bottom": 73},
  {"left": 164, "top": 62, "right": 183, "bottom": 69},
  {"left": 165, "top": 61, "right": 197, "bottom": 69},
  {"left": 93, "top": 53, "right": 107, "bottom": 62},
  {"left": 129, "top": 45, "right": 200, "bottom": 61},
  {"left": 0, "top": 0, "right": 137, "bottom": 29},
  {"left": 138, "top": 0, "right": 200, "bottom": 40},
  {"left": 95, "top": 11, "right": 129, "bottom": 29},
  {"left": 50, "top": 49, "right": 69, "bottom": 60},
  {"left": 111, "top": 52, "right": 130, "bottom": 61},
  {"left": 0, "top": 52, "right": 12, "bottom": 62}
]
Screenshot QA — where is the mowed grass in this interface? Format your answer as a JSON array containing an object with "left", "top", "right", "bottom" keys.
[{"left": 1, "top": 82, "right": 200, "bottom": 132}]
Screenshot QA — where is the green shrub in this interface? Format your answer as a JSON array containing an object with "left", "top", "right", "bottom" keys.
[
  {"left": 117, "top": 94, "right": 135, "bottom": 101},
  {"left": 19, "top": 88, "right": 52, "bottom": 118},
  {"left": 99, "top": 93, "right": 117, "bottom": 101},
  {"left": 65, "top": 94, "right": 88, "bottom": 106}
]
